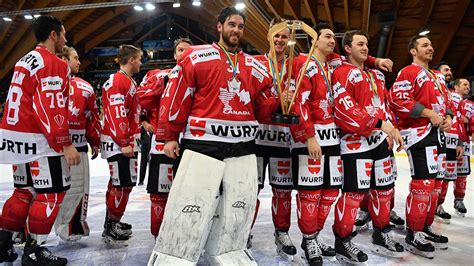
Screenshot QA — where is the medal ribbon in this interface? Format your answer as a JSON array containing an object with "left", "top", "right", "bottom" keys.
[
  {"left": 420, "top": 66, "right": 447, "bottom": 97},
  {"left": 365, "top": 70, "right": 379, "bottom": 99},
  {"left": 311, "top": 55, "right": 332, "bottom": 99},
  {"left": 268, "top": 55, "right": 286, "bottom": 85},
  {"left": 218, "top": 43, "right": 238, "bottom": 79},
  {"left": 120, "top": 69, "right": 137, "bottom": 87}
]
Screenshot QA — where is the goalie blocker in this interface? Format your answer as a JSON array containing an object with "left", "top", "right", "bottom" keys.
[{"left": 148, "top": 140, "right": 258, "bottom": 265}]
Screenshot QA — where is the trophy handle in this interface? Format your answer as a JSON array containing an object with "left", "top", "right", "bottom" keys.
[
  {"left": 268, "top": 21, "right": 289, "bottom": 114},
  {"left": 267, "top": 20, "right": 319, "bottom": 115}
]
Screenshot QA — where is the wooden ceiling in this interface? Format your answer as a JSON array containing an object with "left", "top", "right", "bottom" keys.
[{"left": 0, "top": 0, "right": 473, "bottom": 85}]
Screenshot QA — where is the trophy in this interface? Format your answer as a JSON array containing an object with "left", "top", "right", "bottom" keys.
[{"left": 268, "top": 20, "right": 318, "bottom": 124}]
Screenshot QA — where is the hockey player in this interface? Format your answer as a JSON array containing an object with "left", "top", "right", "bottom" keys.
[
  {"left": 434, "top": 61, "right": 454, "bottom": 89},
  {"left": 148, "top": 6, "right": 275, "bottom": 265},
  {"left": 435, "top": 75, "right": 465, "bottom": 224},
  {"left": 54, "top": 46, "right": 100, "bottom": 241},
  {"left": 252, "top": 18, "right": 297, "bottom": 260},
  {"left": 0, "top": 16, "right": 80, "bottom": 265},
  {"left": 288, "top": 24, "right": 398, "bottom": 264},
  {"left": 389, "top": 35, "right": 452, "bottom": 258},
  {"left": 100, "top": 44, "right": 142, "bottom": 244},
  {"left": 445, "top": 78, "right": 472, "bottom": 217},
  {"left": 137, "top": 37, "right": 192, "bottom": 237},
  {"left": 454, "top": 78, "right": 473, "bottom": 216},
  {"left": 331, "top": 30, "right": 404, "bottom": 263}
]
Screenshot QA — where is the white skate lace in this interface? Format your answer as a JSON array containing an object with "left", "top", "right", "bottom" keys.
[
  {"left": 343, "top": 240, "right": 361, "bottom": 256},
  {"left": 276, "top": 232, "right": 294, "bottom": 247},
  {"left": 316, "top": 235, "right": 330, "bottom": 251},
  {"left": 305, "top": 238, "right": 322, "bottom": 259},
  {"left": 39, "top": 247, "right": 59, "bottom": 261},
  {"left": 112, "top": 223, "right": 128, "bottom": 235},
  {"left": 381, "top": 232, "right": 396, "bottom": 247},
  {"left": 414, "top": 232, "right": 429, "bottom": 245},
  {"left": 425, "top": 226, "right": 442, "bottom": 237}
]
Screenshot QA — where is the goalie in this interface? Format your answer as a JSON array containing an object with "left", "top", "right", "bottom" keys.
[{"left": 148, "top": 6, "right": 277, "bottom": 265}]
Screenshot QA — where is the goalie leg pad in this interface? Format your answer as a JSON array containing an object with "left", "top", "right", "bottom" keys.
[
  {"left": 148, "top": 251, "right": 196, "bottom": 266},
  {"left": 204, "top": 249, "right": 257, "bottom": 266},
  {"left": 151, "top": 150, "right": 225, "bottom": 264},
  {"left": 204, "top": 154, "right": 258, "bottom": 256},
  {"left": 55, "top": 152, "right": 90, "bottom": 239}
]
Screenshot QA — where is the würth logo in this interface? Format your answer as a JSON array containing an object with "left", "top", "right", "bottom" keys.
[
  {"left": 182, "top": 205, "right": 200, "bottom": 213},
  {"left": 277, "top": 160, "right": 290, "bottom": 175},
  {"left": 189, "top": 119, "right": 206, "bottom": 137},
  {"left": 232, "top": 201, "right": 246, "bottom": 208}
]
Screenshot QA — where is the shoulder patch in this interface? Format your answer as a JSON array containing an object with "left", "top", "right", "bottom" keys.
[
  {"left": 16, "top": 50, "right": 45, "bottom": 76},
  {"left": 348, "top": 68, "right": 363, "bottom": 84},
  {"left": 245, "top": 56, "right": 270, "bottom": 78},
  {"left": 189, "top": 47, "right": 220, "bottom": 65}
]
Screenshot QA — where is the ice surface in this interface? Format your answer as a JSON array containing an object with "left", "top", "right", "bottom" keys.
[{"left": 1, "top": 154, "right": 473, "bottom": 265}]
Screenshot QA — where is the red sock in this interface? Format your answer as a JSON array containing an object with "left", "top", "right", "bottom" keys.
[
  {"left": 368, "top": 188, "right": 393, "bottom": 229},
  {"left": 297, "top": 190, "right": 321, "bottom": 235},
  {"left": 272, "top": 188, "right": 292, "bottom": 231},
  {"left": 1, "top": 188, "right": 34, "bottom": 232},
  {"left": 150, "top": 193, "right": 168, "bottom": 236},
  {"left": 438, "top": 179, "right": 449, "bottom": 205},
  {"left": 106, "top": 181, "right": 132, "bottom": 221},
  {"left": 316, "top": 188, "right": 339, "bottom": 231},
  {"left": 454, "top": 176, "right": 467, "bottom": 199},
  {"left": 426, "top": 179, "right": 443, "bottom": 226},
  {"left": 332, "top": 192, "right": 365, "bottom": 238},
  {"left": 29, "top": 192, "right": 65, "bottom": 234},
  {"left": 406, "top": 179, "right": 434, "bottom": 231}
]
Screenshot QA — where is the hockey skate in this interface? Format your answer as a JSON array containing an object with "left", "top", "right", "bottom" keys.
[
  {"left": 315, "top": 233, "right": 336, "bottom": 262},
  {"left": 354, "top": 210, "right": 371, "bottom": 231},
  {"left": 371, "top": 227, "right": 404, "bottom": 258},
  {"left": 434, "top": 205, "right": 451, "bottom": 224},
  {"left": 405, "top": 229, "right": 434, "bottom": 259},
  {"left": 301, "top": 234, "right": 323, "bottom": 266},
  {"left": 423, "top": 225, "right": 448, "bottom": 250},
  {"left": 102, "top": 221, "right": 130, "bottom": 246},
  {"left": 454, "top": 199, "right": 467, "bottom": 217},
  {"left": 335, "top": 232, "right": 368, "bottom": 264},
  {"left": 389, "top": 210, "right": 405, "bottom": 229},
  {"left": 118, "top": 221, "right": 133, "bottom": 237},
  {"left": 0, "top": 230, "right": 18, "bottom": 263},
  {"left": 22, "top": 236, "right": 67, "bottom": 266},
  {"left": 274, "top": 230, "right": 297, "bottom": 261}
]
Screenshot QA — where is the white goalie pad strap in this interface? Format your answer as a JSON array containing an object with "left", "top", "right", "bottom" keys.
[
  {"left": 151, "top": 150, "right": 226, "bottom": 263},
  {"left": 55, "top": 152, "right": 90, "bottom": 239},
  {"left": 148, "top": 252, "right": 195, "bottom": 266},
  {"left": 204, "top": 249, "right": 257, "bottom": 266},
  {"left": 204, "top": 154, "right": 258, "bottom": 256}
]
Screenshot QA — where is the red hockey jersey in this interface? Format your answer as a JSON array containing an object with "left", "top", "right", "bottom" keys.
[
  {"left": 460, "top": 98, "right": 474, "bottom": 141},
  {"left": 101, "top": 70, "right": 140, "bottom": 158},
  {"left": 445, "top": 91, "right": 465, "bottom": 148},
  {"left": 1, "top": 45, "right": 71, "bottom": 164},
  {"left": 137, "top": 68, "right": 170, "bottom": 155},
  {"left": 389, "top": 63, "right": 450, "bottom": 148},
  {"left": 253, "top": 54, "right": 292, "bottom": 148},
  {"left": 68, "top": 76, "right": 100, "bottom": 149},
  {"left": 332, "top": 62, "right": 388, "bottom": 154},
  {"left": 159, "top": 43, "right": 274, "bottom": 143}
]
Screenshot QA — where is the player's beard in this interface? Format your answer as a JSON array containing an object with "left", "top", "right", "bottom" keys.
[{"left": 222, "top": 32, "right": 240, "bottom": 50}]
